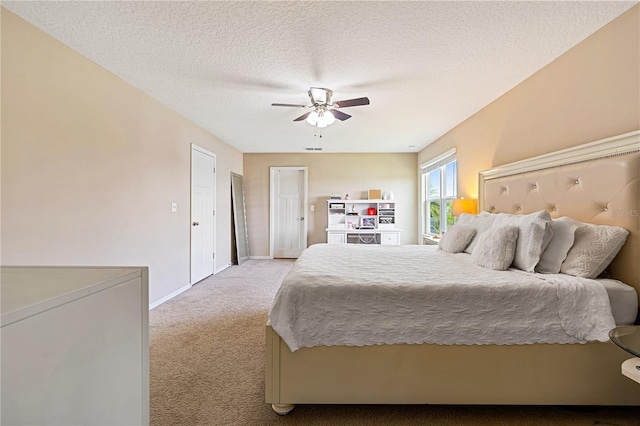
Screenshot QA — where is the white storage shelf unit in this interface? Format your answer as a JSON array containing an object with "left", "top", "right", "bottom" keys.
[
  {"left": 326, "top": 199, "right": 401, "bottom": 245},
  {"left": 1, "top": 266, "right": 149, "bottom": 426}
]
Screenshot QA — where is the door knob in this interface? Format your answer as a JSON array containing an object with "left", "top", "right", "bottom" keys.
[
  {"left": 299, "top": 217, "right": 305, "bottom": 221},
  {"left": 193, "top": 221, "right": 200, "bottom": 226}
]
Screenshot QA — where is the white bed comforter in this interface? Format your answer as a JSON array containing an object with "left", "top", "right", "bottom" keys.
[{"left": 268, "top": 244, "right": 616, "bottom": 351}]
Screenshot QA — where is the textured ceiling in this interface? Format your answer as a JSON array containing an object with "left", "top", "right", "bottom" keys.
[{"left": 3, "top": 1, "right": 636, "bottom": 153}]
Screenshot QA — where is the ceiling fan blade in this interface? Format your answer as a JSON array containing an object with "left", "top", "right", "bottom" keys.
[
  {"left": 333, "top": 97, "right": 370, "bottom": 108},
  {"left": 293, "top": 112, "right": 312, "bottom": 122},
  {"left": 272, "top": 103, "right": 309, "bottom": 108},
  {"left": 330, "top": 109, "right": 351, "bottom": 121}
]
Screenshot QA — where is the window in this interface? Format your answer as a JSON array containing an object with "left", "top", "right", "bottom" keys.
[{"left": 421, "top": 149, "right": 457, "bottom": 236}]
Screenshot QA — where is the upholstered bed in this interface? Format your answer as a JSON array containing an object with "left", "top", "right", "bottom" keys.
[{"left": 265, "top": 131, "right": 640, "bottom": 414}]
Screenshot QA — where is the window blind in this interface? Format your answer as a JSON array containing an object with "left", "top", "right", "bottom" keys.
[{"left": 420, "top": 148, "right": 456, "bottom": 174}]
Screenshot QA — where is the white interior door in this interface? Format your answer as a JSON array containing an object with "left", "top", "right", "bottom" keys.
[
  {"left": 270, "top": 167, "right": 308, "bottom": 258},
  {"left": 191, "top": 145, "right": 216, "bottom": 284}
]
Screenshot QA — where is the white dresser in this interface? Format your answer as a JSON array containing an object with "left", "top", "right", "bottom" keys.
[{"left": 1, "top": 266, "right": 149, "bottom": 425}]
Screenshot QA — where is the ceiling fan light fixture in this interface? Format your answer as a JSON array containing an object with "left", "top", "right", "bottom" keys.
[
  {"left": 311, "top": 110, "right": 335, "bottom": 128},
  {"left": 306, "top": 110, "right": 319, "bottom": 125},
  {"left": 316, "top": 111, "right": 328, "bottom": 128},
  {"left": 323, "top": 110, "right": 336, "bottom": 125}
]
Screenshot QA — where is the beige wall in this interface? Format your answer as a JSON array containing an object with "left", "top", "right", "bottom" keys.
[
  {"left": 1, "top": 9, "right": 244, "bottom": 305},
  {"left": 3, "top": 3, "right": 637, "bottom": 302},
  {"left": 243, "top": 153, "right": 418, "bottom": 255},
  {"left": 418, "top": 5, "right": 640, "bottom": 201}
]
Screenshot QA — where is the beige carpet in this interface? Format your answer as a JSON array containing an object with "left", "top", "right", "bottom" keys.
[{"left": 150, "top": 260, "right": 639, "bottom": 426}]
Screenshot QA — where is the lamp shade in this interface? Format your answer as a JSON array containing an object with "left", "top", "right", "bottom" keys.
[
  {"left": 323, "top": 110, "right": 336, "bottom": 125},
  {"left": 452, "top": 198, "right": 477, "bottom": 216},
  {"left": 306, "top": 110, "right": 319, "bottom": 125},
  {"left": 316, "top": 111, "right": 328, "bottom": 128}
]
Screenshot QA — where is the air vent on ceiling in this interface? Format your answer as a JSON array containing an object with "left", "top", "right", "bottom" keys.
[{"left": 304, "top": 147, "right": 323, "bottom": 151}]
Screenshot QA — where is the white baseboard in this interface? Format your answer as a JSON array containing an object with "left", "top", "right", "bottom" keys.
[
  {"left": 249, "top": 256, "right": 272, "bottom": 260},
  {"left": 149, "top": 283, "right": 191, "bottom": 310},
  {"left": 215, "top": 263, "right": 232, "bottom": 274},
  {"left": 148, "top": 261, "right": 251, "bottom": 310}
]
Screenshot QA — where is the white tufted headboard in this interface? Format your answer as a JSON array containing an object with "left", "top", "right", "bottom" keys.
[{"left": 479, "top": 131, "right": 640, "bottom": 301}]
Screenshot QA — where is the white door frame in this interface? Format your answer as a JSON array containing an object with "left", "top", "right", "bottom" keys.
[
  {"left": 269, "top": 167, "right": 308, "bottom": 259},
  {"left": 191, "top": 144, "right": 216, "bottom": 284}
]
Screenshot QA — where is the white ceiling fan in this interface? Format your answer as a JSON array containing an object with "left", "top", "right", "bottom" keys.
[{"left": 272, "top": 87, "right": 370, "bottom": 128}]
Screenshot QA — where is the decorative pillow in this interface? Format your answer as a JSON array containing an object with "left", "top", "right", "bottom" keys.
[
  {"left": 491, "top": 210, "right": 553, "bottom": 272},
  {"left": 438, "top": 224, "right": 477, "bottom": 253},
  {"left": 535, "top": 217, "right": 580, "bottom": 274},
  {"left": 560, "top": 219, "right": 629, "bottom": 279},
  {"left": 472, "top": 226, "right": 519, "bottom": 271},
  {"left": 457, "top": 211, "right": 497, "bottom": 254}
]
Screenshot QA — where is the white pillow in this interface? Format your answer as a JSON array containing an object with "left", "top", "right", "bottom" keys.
[
  {"left": 438, "top": 224, "right": 477, "bottom": 253},
  {"left": 492, "top": 210, "right": 553, "bottom": 272},
  {"left": 535, "top": 217, "right": 580, "bottom": 274},
  {"left": 457, "top": 211, "right": 497, "bottom": 254},
  {"left": 560, "top": 219, "right": 629, "bottom": 279},
  {"left": 472, "top": 226, "right": 519, "bottom": 271}
]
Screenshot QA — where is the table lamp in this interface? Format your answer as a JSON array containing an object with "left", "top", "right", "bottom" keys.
[{"left": 452, "top": 198, "right": 478, "bottom": 217}]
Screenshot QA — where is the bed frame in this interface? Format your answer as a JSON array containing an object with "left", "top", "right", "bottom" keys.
[{"left": 266, "top": 131, "right": 640, "bottom": 414}]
